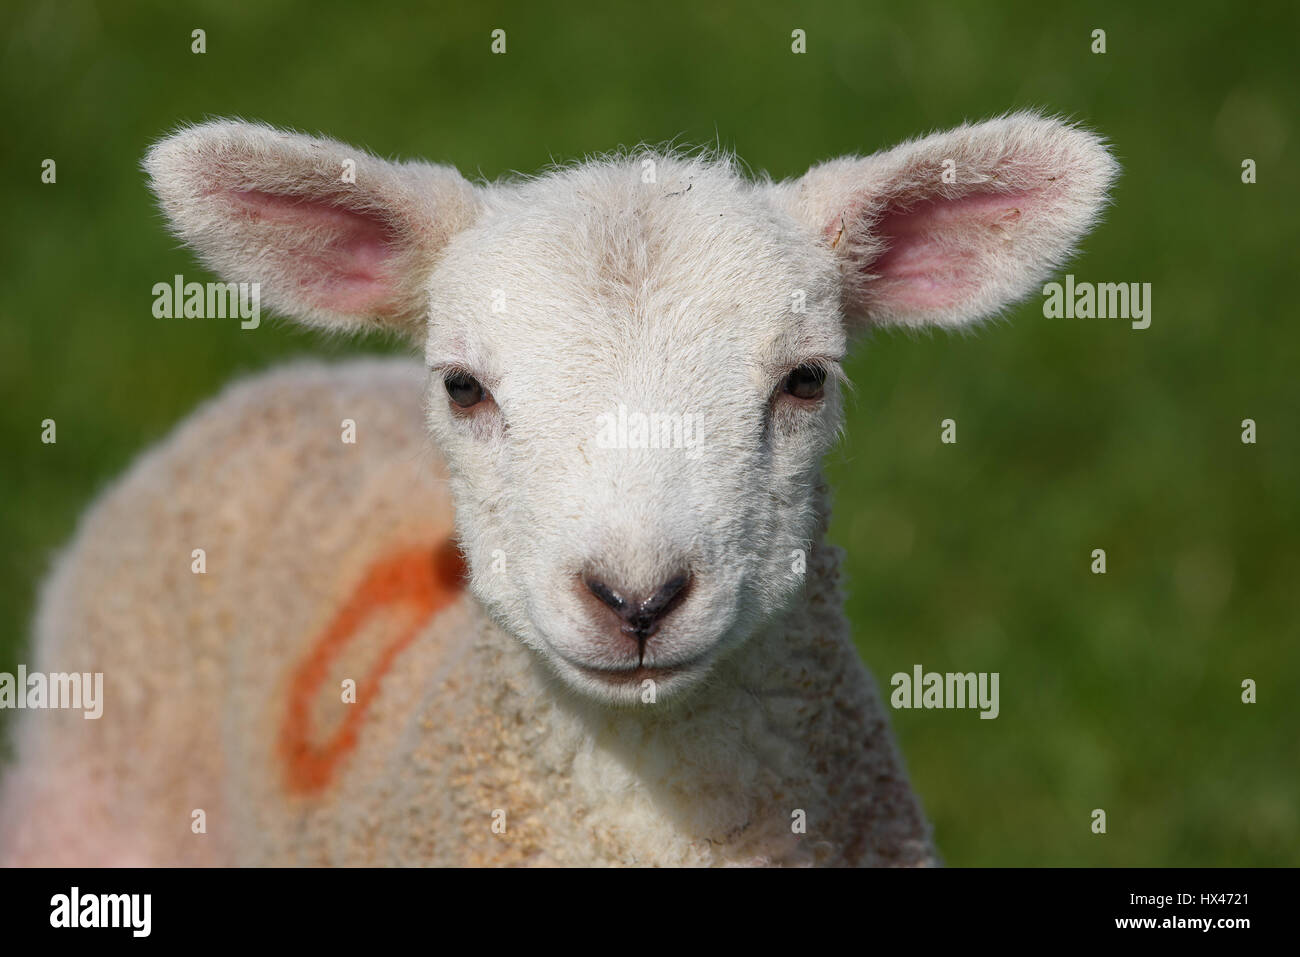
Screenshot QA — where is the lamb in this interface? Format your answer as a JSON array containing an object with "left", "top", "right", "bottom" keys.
[{"left": 0, "top": 113, "right": 1117, "bottom": 866}]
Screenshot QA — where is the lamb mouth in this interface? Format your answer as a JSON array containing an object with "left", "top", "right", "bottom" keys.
[{"left": 567, "top": 655, "right": 708, "bottom": 684}]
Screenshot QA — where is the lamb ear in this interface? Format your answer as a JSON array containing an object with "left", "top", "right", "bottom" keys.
[
  {"left": 144, "top": 120, "right": 480, "bottom": 339},
  {"left": 776, "top": 113, "right": 1119, "bottom": 330}
]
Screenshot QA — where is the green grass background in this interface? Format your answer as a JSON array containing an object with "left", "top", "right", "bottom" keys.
[{"left": 1, "top": 0, "right": 1296, "bottom": 865}]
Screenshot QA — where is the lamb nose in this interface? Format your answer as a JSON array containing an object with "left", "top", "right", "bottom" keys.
[{"left": 584, "top": 572, "right": 691, "bottom": 638}]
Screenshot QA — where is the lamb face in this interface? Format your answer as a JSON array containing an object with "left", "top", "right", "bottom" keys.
[
  {"left": 423, "top": 156, "right": 847, "bottom": 703},
  {"left": 144, "top": 114, "right": 1117, "bottom": 707}
]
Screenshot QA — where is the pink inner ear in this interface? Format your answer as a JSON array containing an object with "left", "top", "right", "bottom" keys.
[
  {"left": 864, "top": 190, "right": 1034, "bottom": 313},
  {"left": 228, "top": 190, "right": 401, "bottom": 316}
]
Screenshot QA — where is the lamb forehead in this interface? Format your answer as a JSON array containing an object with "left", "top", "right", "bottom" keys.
[{"left": 434, "top": 153, "right": 838, "bottom": 352}]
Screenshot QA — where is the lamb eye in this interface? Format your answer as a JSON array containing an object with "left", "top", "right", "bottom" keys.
[
  {"left": 782, "top": 364, "right": 827, "bottom": 401},
  {"left": 444, "top": 371, "right": 486, "bottom": 408}
]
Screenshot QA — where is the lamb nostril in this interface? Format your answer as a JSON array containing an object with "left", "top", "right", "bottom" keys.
[
  {"left": 639, "top": 573, "right": 690, "bottom": 623},
  {"left": 585, "top": 578, "right": 629, "bottom": 615}
]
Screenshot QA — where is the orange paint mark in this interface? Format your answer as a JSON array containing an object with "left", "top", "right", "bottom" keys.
[{"left": 279, "top": 540, "right": 466, "bottom": 795}]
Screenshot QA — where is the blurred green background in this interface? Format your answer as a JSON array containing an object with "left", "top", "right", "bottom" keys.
[{"left": 1, "top": 0, "right": 1296, "bottom": 865}]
